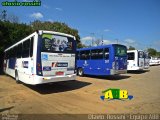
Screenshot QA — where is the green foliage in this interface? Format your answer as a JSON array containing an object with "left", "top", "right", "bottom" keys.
[
  {"left": 147, "top": 48, "right": 157, "bottom": 57},
  {"left": 30, "top": 20, "right": 80, "bottom": 42},
  {"left": 156, "top": 52, "right": 160, "bottom": 57},
  {"left": 128, "top": 46, "right": 135, "bottom": 50},
  {"left": 0, "top": 20, "right": 33, "bottom": 53},
  {"left": 77, "top": 42, "right": 86, "bottom": 48}
]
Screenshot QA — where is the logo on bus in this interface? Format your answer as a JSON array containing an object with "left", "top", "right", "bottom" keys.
[
  {"left": 52, "top": 62, "right": 68, "bottom": 67},
  {"left": 23, "top": 61, "right": 28, "bottom": 68},
  {"left": 42, "top": 54, "right": 48, "bottom": 60},
  {"left": 100, "top": 88, "right": 133, "bottom": 101},
  {"left": 43, "top": 66, "right": 51, "bottom": 71}
]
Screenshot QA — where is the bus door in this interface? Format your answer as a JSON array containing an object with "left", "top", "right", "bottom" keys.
[
  {"left": 127, "top": 52, "right": 135, "bottom": 69},
  {"left": 138, "top": 51, "right": 144, "bottom": 68},
  {"left": 80, "top": 50, "right": 90, "bottom": 74}
]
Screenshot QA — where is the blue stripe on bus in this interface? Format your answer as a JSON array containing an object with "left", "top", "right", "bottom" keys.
[{"left": 8, "top": 58, "right": 16, "bottom": 69}]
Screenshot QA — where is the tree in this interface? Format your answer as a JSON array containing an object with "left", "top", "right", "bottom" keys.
[
  {"left": 77, "top": 42, "right": 86, "bottom": 48},
  {"left": 147, "top": 48, "right": 157, "bottom": 57},
  {"left": 30, "top": 20, "right": 80, "bottom": 42},
  {"left": 128, "top": 46, "right": 135, "bottom": 50},
  {"left": 94, "top": 39, "right": 101, "bottom": 46}
]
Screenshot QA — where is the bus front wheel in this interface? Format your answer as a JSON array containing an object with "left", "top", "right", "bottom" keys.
[
  {"left": 78, "top": 68, "right": 84, "bottom": 77},
  {"left": 15, "top": 71, "right": 21, "bottom": 84}
]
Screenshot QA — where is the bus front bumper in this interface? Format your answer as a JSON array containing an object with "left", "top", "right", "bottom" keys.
[
  {"left": 33, "top": 74, "right": 76, "bottom": 85},
  {"left": 110, "top": 69, "right": 127, "bottom": 75}
]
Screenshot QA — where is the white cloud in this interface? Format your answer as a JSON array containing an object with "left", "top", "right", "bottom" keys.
[
  {"left": 81, "top": 36, "right": 117, "bottom": 46},
  {"left": 81, "top": 36, "right": 92, "bottom": 41},
  {"left": 30, "top": 12, "right": 43, "bottom": 19},
  {"left": 47, "top": 19, "right": 53, "bottom": 22},
  {"left": 80, "top": 36, "right": 94, "bottom": 46},
  {"left": 124, "top": 38, "right": 135, "bottom": 44},
  {"left": 55, "top": 8, "right": 63, "bottom": 11},
  {"left": 104, "top": 29, "right": 111, "bottom": 32}
]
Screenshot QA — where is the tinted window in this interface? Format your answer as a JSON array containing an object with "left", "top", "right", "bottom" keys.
[
  {"left": 17, "top": 43, "right": 22, "bottom": 58},
  {"left": 127, "top": 52, "right": 135, "bottom": 60},
  {"left": 22, "top": 40, "right": 30, "bottom": 58},
  {"left": 104, "top": 48, "right": 109, "bottom": 59},
  {"left": 30, "top": 37, "right": 34, "bottom": 57},
  {"left": 91, "top": 49, "right": 103, "bottom": 59},
  {"left": 80, "top": 50, "right": 90, "bottom": 60}
]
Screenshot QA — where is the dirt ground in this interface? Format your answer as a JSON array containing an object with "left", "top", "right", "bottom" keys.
[{"left": 0, "top": 66, "right": 160, "bottom": 115}]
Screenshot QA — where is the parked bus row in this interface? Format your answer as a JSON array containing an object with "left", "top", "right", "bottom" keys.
[{"left": 3, "top": 30, "right": 158, "bottom": 85}]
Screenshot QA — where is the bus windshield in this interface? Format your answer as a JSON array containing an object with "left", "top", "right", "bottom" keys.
[
  {"left": 115, "top": 45, "right": 127, "bottom": 56},
  {"left": 41, "top": 33, "right": 75, "bottom": 53}
]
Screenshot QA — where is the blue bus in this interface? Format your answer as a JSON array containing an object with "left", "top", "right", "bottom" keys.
[{"left": 76, "top": 44, "right": 127, "bottom": 76}]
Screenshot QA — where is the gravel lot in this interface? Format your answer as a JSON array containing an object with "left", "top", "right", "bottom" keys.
[{"left": 0, "top": 66, "right": 160, "bottom": 115}]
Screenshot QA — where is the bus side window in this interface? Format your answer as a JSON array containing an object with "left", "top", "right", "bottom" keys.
[
  {"left": 104, "top": 48, "right": 109, "bottom": 59},
  {"left": 127, "top": 53, "right": 134, "bottom": 60},
  {"left": 85, "top": 50, "right": 90, "bottom": 59},
  {"left": 17, "top": 43, "right": 22, "bottom": 58},
  {"left": 30, "top": 37, "right": 34, "bottom": 57},
  {"left": 80, "top": 50, "right": 90, "bottom": 60},
  {"left": 91, "top": 49, "right": 103, "bottom": 59},
  {"left": 22, "top": 40, "right": 30, "bottom": 58}
]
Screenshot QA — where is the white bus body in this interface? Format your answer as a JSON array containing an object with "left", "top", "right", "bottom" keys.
[
  {"left": 3, "top": 30, "right": 76, "bottom": 85},
  {"left": 149, "top": 57, "right": 159, "bottom": 66},
  {"left": 127, "top": 50, "right": 144, "bottom": 70}
]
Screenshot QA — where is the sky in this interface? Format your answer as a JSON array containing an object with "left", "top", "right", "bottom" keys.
[{"left": 1, "top": 0, "right": 160, "bottom": 51}]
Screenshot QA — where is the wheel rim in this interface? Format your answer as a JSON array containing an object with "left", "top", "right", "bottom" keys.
[{"left": 79, "top": 69, "right": 82, "bottom": 76}]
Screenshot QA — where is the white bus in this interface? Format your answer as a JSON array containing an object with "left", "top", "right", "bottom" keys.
[
  {"left": 3, "top": 30, "right": 76, "bottom": 85},
  {"left": 144, "top": 52, "right": 150, "bottom": 69},
  {"left": 149, "top": 57, "right": 159, "bottom": 66},
  {"left": 127, "top": 50, "right": 144, "bottom": 70}
]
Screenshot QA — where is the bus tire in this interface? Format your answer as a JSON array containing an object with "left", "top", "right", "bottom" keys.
[
  {"left": 78, "top": 68, "right": 84, "bottom": 77},
  {"left": 15, "top": 70, "right": 21, "bottom": 84}
]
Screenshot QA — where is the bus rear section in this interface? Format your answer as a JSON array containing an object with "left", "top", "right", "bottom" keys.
[
  {"left": 76, "top": 44, "right": 127, "bottom": 76},
  {"left": 127, "top": 50, "right": 144, "bottom": 71},
  {"left": 4, "top": 30, "right": 76, "bottom": 85},
  {"left": 33, "top": 32, "right": 76, "bottom": 84}
]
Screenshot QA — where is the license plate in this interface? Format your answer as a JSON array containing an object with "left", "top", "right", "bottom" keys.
[{"left": 56, "top": 71, "right": 64, "bottom": 75}]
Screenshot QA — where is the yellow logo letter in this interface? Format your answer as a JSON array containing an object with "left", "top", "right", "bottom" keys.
[
  {"left": 104, "top": 90, "right": 113, "bottom": 99},
  {"left": 120, "top": 90, "right": 128, "bottom": 99}
]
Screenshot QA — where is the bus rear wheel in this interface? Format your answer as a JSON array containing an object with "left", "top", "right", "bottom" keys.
[
  {"left": 15, "top": 71, "right": 21, "bottom": 84},
  {"left": 78, "top": 68, "right": 84, "bottom": 77}
]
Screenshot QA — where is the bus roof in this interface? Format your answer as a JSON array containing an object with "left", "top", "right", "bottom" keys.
[
  {"left": 77, "top": 44, "right": 126, "bottom": 51},
  {"left": 4, "top": 30, "right": 76, "bottom": 52}
]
